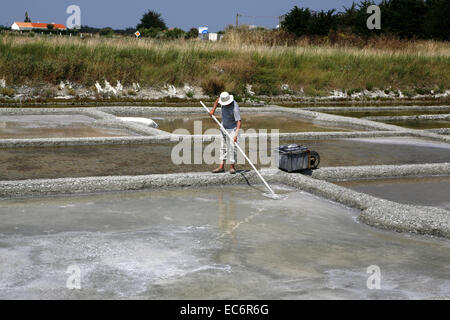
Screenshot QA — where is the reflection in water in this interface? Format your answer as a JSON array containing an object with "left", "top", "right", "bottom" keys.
[{"left": 217, "top": 190, "right": 238, "bottom": 246}]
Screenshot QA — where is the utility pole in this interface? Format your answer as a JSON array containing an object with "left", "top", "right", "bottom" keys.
[
  {"left": 236, "top": 13, "right": 240, "bottom": 28},
  {"left": 278, "top": 15, "right": 286, "bottom": 29}
]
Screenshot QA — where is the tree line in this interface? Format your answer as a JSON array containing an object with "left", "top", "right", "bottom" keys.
[{"left": 281, "top": 0, "right": 449, "bottom": 40}]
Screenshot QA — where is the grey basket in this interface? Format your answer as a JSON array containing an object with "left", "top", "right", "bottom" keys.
[{"left": 275, "top": 144, "right": 310, "bottom": 172}]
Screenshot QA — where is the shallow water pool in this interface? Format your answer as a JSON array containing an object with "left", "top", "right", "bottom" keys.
[
  {"left": 0, "top": 115, "right": 136, "bottom": 139},
  {"left": 336, "top": 176, "right": 450, "bottom": 211},
  {"left": 323, "top": 110, "right": 450, "bottom": 118},
  {"left": 1, "top": 137, "right": 449, "bottom": 180},
  {"left": 380, "top": 119, "right": 450, "bottom": 130},
  {"left": 0, "top": 185, "right": 448, "bottom": 299},
  {"left": 154, "top": 113, "right": 354, "bottom": 134}
]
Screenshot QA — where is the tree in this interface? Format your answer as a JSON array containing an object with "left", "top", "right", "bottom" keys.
[
  {"left": 307, "top": 9, "right": 338, "bottom": 35},
  {"left": 186, "top": 27, "right": 199, "bottom": 39},
  {"left": 380, "top": 0, "right": 428, "bottom": 38},
  {"left": 281, "top": 6, "right": 312, "bottom": 36},
  {"left": 24, "top": 11, "right": 31, "bottom": 23},
  {"left": 339, "top": 1, "right": 378, "bottom": 36},
  {"left": 137, "top": 10, "right": 167, "bottom": 30},
  {"left": 423, "top": 0, "right": 450, "bottom": 40},
  {"left": 281, "top": 6, "right": 338, "bottom": 36}
]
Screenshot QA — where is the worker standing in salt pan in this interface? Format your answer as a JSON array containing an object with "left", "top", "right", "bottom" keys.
[{"left": 209, "top": 92, "right": 241, "bottom": 174}]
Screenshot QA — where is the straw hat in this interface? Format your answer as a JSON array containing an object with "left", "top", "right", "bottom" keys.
[{"left": 219, "top": 92, "right": 234, "bottom": 106}]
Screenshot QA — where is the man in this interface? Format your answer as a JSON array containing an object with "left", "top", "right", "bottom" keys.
[{"left": 209, "top": 92, "right": 241, "bottom": 174}]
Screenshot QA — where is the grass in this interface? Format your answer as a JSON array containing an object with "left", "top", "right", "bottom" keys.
[
  {"left": 0, "top": 87, "right": 15, "bottom": 97},
  {"left": 0, "top": 33, "right": 449, "bottom": 97}
]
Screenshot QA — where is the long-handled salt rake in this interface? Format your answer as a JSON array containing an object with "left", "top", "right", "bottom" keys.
[{"left": 200, "top": 101, "right": 282, "bottom": 200}]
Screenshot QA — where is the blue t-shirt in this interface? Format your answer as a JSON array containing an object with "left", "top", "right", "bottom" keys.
[{"left": 221, "top": 102, "right": 241, "bottom": 129}]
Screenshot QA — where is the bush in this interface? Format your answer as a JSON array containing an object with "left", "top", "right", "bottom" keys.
[
  {"left": 140, "top": 27, "right": 162, "bottom": 38},
  {"left": 0, "top": 88, "right": 16, "bottom": 97},
  {"left": 415, "top": 87, "right": 431, "bottom": 95},
  {"left": 253, "top": 84, "right": 281, "bottom": 96},
  {"left": 185, "top": 28, "right": 199, "bottom": 39},
  {"left": 99, "top": 28, "right": 114, "bottom": 37},
  {"left": 185, "top": 90, "right": 194, "bottom": 98},
  {"left": 67, "top": 88, "right": 76, "bottom": 96},
  {"left": 223, "top": 27, "right": 296, "bottom": 46},
  {"left": 163, "top": 28, "right": 186, "bottom": 40},
  {"left": 42, "top": 88, "right": 56, "bottom": 99},
  {"left": 201, "top": 79, "right": 225, "bottom": 96}
]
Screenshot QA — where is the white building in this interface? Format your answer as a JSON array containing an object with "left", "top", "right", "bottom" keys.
[
  {"left": 208, "top": 33, "right": 218, "bottom": 41},
  {"left": 11, "top": 22, "right": 67, "bottom": 31}
]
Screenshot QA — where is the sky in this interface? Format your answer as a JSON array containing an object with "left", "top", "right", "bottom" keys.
[{"left": 1, "top": 0, "right": 359, "bottom": 32}]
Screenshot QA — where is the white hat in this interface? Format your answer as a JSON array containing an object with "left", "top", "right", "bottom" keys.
[{"left": 219, "top": 92, "right": 234, "bottom": 105}]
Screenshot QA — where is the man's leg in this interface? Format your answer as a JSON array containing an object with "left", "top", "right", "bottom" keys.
[
  {"left": 212, "top": 131, "right": 227, "bottom": 173},
  {"left": 229, "top": 128, "right": 239, "bottom": 174}
]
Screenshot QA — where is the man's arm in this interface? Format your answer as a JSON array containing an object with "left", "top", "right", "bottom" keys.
[
  {"left": 209, "top": 98, "right": 220, "bottom": 116},
  {"left": 234, "top": 120, "right": 241, "bottom": 143},
  {"left": 233, "top": 102, "right": 241, "bottom": 142}
]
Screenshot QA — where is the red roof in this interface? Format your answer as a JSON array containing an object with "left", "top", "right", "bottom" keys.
[{"left": 14, "top": 22, "right": 67, "bottom": 30}]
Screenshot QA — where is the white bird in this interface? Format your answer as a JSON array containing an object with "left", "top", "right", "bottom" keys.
[{"left": 117, "top": 117, "right": 159, "bottom": 128}]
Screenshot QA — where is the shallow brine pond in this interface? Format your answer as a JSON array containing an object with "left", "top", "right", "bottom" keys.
[
  {"left": 322, "top": 110, "right": 450, "bottom": 118},
  {"left": 1, "top": 137, "right": 449, "bottom": 180},
  {"left": 153, "top": 113, "right": 354, "bottom": 134},
  {"left": 336, "top": 176, "right": 450, "bottom": 211},
  {"left": 0, "top": 115, "right": 136, "bottom": 139},
  {"left": 380, "top": 119, "right": 450, "bottom": 130},
  {"left": 0, "top": 185, "right": 448, "bottom": 299}
]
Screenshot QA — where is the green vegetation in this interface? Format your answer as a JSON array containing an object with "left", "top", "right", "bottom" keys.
[
  {"left": 0, "top": 87, "right": 16, "bottom": 97},
  {"left": 66, "top": 88, "right": 76, "bottom": 96},
  {"left": 282, "top": 0, "right": 450, "bottom": 40},
  {"left": 99, "top": 27, "right": 115, "bottom": 37},
  {"left": 127, "top": 89, "right": 137, "bottom": 96},
  {"left": 0, "top": 34, "right": 448, "bottom": 97},
  {"left": 137, "top": 10, "right": 167, "bottom": 30}
]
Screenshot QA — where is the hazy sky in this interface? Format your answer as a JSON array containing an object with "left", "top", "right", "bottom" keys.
[{"left": 2, "top": 0, "right": 358, "bottom": 31}]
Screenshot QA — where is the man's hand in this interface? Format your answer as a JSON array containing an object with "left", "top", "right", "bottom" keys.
[
  {"left": 233, "top": 134, "right": 238, "bottom": 143},
  {"left": 209, "top": 98, "right": 220, "bottom": 117}
]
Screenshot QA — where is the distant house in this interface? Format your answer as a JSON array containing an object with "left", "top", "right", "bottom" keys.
[
  {"left": 11, "top": 22, "right": 67, "bottom": 31},
  {"left": 208, "top": 33, "right": 218, "bottom": 41}
]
